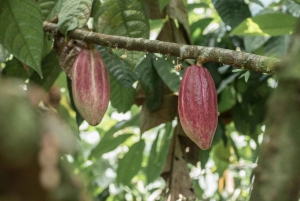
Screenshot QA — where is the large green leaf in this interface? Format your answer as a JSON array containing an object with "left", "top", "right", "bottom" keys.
[
  {"left": 38, "top": 0, "right": 63, "bottom": 20},
  {"left": 91, "top": 134, "right": 133, "bottom": 159},
  {"left": 30, "top": 50, "right": 62, "bottom": 91},
  {"left": 212, "top": 0, "right": 251, "bottom": 29},
  {"left": 231, "top": 13, "right": 297, "bottom": 36},
  {"left": 153, "top": 56, "right": 184, "bottom": 92},
  {"left": 0, "top": 0, "right": 44, "bottom": 77},
  {"left": 57, "top": 0, "right": 93, "bottom": 36},
  {"left": 93, "top": 0, "right": 150, "bottom": 69},
  {"left": 109, "top": 72, "right": 136, "bottom": 113},
  {"left": 145, "top": 122, "right": 173, "bottom": 184},
  {"left": 135, "top": 54, "right": 163, "bottom": 112},
  {"left": 116, "top": 140, "right": 145, "bottom": 186},
  {"left": 2, "top": 58, "right": 31, "bottom": 81},
  {"left": 97, "top": 46, "right": 137, "bottom": 88}
]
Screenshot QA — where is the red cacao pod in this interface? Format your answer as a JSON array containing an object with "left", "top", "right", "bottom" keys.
[
  {"left": 178, "top": 64, "right": 218, "bottom": 150},
  {"left": 72, "top": 49, "right": 110, "bottom": 126}
]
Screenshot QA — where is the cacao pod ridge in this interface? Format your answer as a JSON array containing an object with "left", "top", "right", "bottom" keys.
[
  {"left": 72, "top": 49, "right": 110, "bottom": 126},
  {"left": 178, "top": 64, "right": 218, "bottom": 150}
]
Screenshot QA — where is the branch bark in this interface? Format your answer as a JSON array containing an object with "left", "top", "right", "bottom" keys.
[
  {"left": 43, "top": 22, "right": 278, "bottom": 74},
  {"left": 250, "top": 19, "right": 300, "bottom": 201}
]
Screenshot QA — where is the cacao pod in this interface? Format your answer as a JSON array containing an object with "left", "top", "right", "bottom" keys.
[
  {"left": 72, "top": 49, "right": 110, "bottom": 126},
  {"left": 178, "top": 64, "right": 218, "bottom": 150}
]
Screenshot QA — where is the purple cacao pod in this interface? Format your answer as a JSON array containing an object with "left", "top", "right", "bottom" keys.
[
  {"left": 72, "top": 49, "right": 110, "bottom": 126},
  {"left": 178, "top": 64, "right": 218, "bottom": 150}
]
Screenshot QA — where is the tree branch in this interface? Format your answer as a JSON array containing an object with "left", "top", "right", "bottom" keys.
[{"left": 43, "top": 22, "right": 278, "bottom": 74}]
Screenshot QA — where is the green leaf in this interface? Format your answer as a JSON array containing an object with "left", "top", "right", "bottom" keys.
[
  {"left": 212, "top": 140, "right": 230, "bottom": 176},
  {"left": 97, "top": 46, "right": 137, "bottom": 88},
  {"left": 244, "top": 36, "right": 270, "bottom": 52},
  {"left": 38, "top": 0, "right": 63, "bottom": 20},
  {"left": 218, "top": 86, "right": 235, "bottom": 113},
  {"left": 109, "top": 72, "right": 136, "bottom": 113},
  {"left": 249, "top": 0, "right": 264, "bottom": 7},
  {"left": 2, "top": 58, "right": 31, "bottom": 81},
  {"left": 145, "top": 122, "right": 173, "bottom": 184},
  {"left": 30, "top": 50, "right": 62, "bottom": 91},
  {"left": 186, "top": 3, "right": 210, "bottom": 12},
  {"left": 190, "top": 18, "right": 213, "bottom": 37},
  {"left": 263, "top": 36, "right": 290, "bottom": 58},
  {"left": 103, "top": 114, "right": 140, "bottom": 137},
  {"left": 0, "top": 44, "right": 10, "bottom": 63},
  {"left": 94, "top": 0, "right": 149, "bottom": 38},
  {"left": 66, "top": 76, "right": 84, "bottom": 128},
  {"left": 135, "top": 54, "right": 163, "bottom": 111},
  {"left": 93, "top": 0, "right": 150, "bottom": 69},
  {"left": 239, "top": 71, "right": 250, "bottom": 82},
  {"left": 158, "top": 0, "right": 170, "bottom": 11},
  {"left": 0, "top": 0, "right": 44, "bottom": 77},
  {"left": 212, "top": 0, "right": 251, "bottom": 29},
  {"left": 57, "top": 0, "right": 93, "bottom": 36},
  {"left": 116, "top": 140, "right": 145, "bottom": 186},
  {"left": 91, "top": 134, "right": 133, "bottom": 159},
  {"left": 231, "top": 13, "right": 297, "bottom": 36},
  {"left": 153, "top": 56, "right": 183, "bottom": 92}
]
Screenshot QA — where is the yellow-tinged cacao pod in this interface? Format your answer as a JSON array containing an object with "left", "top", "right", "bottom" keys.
[
  {"left": 178, "top": 64, "right": 218, "bottom": 150},
  {"left": 72, "top": 49, "right": 110, "bottom": 126}
]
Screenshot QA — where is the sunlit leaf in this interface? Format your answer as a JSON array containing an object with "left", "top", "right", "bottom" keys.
[
  {"left": 116, "top": 140, "right": 145, "bottom": 186},
  {"left": 231, "top": 13, "right": 297, "bottom": 36},
  {"left": 145, "top": 122, "right": 173, "bottom": 184},
  {"left": 91, "top": 134, "right": 133, "bottom": 159}
]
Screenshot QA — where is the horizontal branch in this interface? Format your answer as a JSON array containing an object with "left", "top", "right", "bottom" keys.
[{"left": 43, "top": 22, "right": 278, "bottom": 74}]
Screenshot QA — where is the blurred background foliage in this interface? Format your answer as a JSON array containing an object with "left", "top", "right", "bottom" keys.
[{"left": 0, "top": 0, "right": 299, "bottom": 200}]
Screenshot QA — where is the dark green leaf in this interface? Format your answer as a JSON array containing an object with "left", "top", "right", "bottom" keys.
[
  {"left": 145, "top": 122, "right": 173, "bottom": 184},
  {"left": 30, "top": 50, "right": 62, "bottom": 91},
  {"left": 38, "top": 0, "right": 62, "bottom": 20},
  {"left": 0, "top": 0, "right": 44, "bottom": 77},
  {"left": 91, "top": 134, "right": 133, "bottom": 159},
  {"left": 116, "top": 140, "right": 145, "bottom": 186},
  {"left": 231, "top": 13, "right": 297, "bottom": 36},
  {"left": 135, "top": 54, "right": 163, "bottom": 111},
  {"left": 212, "top": 0, "right": 251, "bottom": 29},
  {"left": 57, "top": 0, "right": 93, "bottom": 36},
  {"left": 93, "top": 0, "right": 150, "bottom": 69},
  {"left": 66, "top": 76, "right": 84, "bottom": 127},
  {"left": 153, "top": 56, "right": 183, "bottom": 92},
  {"left": 97, "top": 46, "right": 137, "bottom": 88},
  {"left": 212, "top": 140, "right": 230, "bottom": 176},
  {"left": 109, "top": 72, "right": 136, "bottom": 113},
  {"left": 2, "top": 58, "right": 31, "bottom": 81}
]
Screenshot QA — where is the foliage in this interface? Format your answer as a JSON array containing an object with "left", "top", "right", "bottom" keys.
[{"left": 0, "top": 0, "right": 297, "bottom": 200}]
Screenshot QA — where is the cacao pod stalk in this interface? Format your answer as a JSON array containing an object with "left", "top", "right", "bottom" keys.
[
  {"left": 178, "top": 64, "right": 218, "bottom": 150},
  {"left": 72, "top": 49, "right": 110, "bottom": 126}
]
